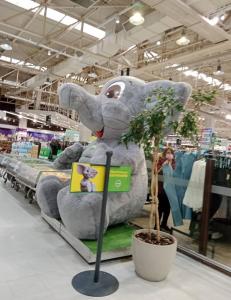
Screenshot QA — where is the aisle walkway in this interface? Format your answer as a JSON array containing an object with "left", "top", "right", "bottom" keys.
[{"left": 0, "top": 182, "right": 230, "bottom": 300}]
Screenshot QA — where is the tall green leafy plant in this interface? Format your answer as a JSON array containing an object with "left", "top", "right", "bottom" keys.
[{"left": 121, "top": 87, "right": 216, "bottom": 243}]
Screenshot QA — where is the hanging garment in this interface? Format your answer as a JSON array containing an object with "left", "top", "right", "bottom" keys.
[
  {"left": 178, "top": 152, "right": 197, "bottom": 219},
  {"left": 183, "top": 160, "right": 206, "bottom": 211},
  {"left": 162, "top": 164, "right": 183, "bottom": 226},
  {"left": 173, "top": 152, "right": 196, "bottom": 219}
]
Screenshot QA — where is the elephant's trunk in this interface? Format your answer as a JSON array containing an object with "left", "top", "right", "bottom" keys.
[{"left": 58, "top": 83, "right": 103, "bottom": 132}]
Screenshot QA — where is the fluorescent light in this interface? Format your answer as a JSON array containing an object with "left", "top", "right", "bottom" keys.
[
  {"left": 129, "top": 12, "right": 144, "bottom": 26},
  {"left": 88, "top": 72, "right": 97, "bottom": 78},
  {"left": 223, "top": 84, "right": 231, "bottom": 91},
  {"left": 204, "top": 76, "right": 213, "bottom": 84},
  {"left": 203, "top": 16, "right": 219, "bottom": 26},
  {"left": 183, "top": 70, "right": 198, "bottom": 77},
  {"left": 165, "top": 64, "right": 180, "bottom": 69},
  {"left": 144, "top": 51, "right": 160, "bottom": 61},
  {"left": 5, "top": 0, "right": 105, "bottom": 39},
  {"left": 176, "top": 66, "right": 189, "bottom": 71},
  {"left": 0, "top": 39, "right": 12, "bottom": 51},
  {"left": 175, "top": 63, "right": 231, "bottom": 91},
  {"left": 176, "top": 35, "right": 190, "bottom": 46}
]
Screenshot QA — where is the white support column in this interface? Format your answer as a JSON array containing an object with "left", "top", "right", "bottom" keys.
[
  {"left": 34, "top": 90, "right": 42, "bottom": 110},
  {"left": 18, "top": 117, "right": 27, "bottom": 129}
]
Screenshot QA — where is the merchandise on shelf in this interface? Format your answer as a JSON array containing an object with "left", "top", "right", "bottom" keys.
[
  {"left": 11, "top": 141, "right": 39, "bottom": 158},
  {"left": 39, "top": 147, "right": 51, "bottom": 159},
  {"left": 0, "top": 140, "right": 12, "bottom": 153}
]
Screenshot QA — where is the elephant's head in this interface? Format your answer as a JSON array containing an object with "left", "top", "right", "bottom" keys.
[{"left": 58, "top": 76, "right": 191, "bottom": 140}]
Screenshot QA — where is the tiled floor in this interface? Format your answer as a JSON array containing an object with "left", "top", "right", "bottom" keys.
[{"left": 0, "top": 182, "right": 230, "bottom": 300}]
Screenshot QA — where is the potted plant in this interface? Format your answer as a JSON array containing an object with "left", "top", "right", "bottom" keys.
[{"left": 121, "top": 87, "right": 216, "bottom": 281}]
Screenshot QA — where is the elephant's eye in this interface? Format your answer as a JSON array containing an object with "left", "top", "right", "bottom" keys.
[{"left": 105, "top": 82, "right": 125, "bottom": 99}]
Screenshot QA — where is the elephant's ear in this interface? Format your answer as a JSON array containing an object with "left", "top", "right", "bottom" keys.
[
  {"left": 77, "top": 164, "right": 85, "bottom": 175},
  {"left": 143, "top": 80, "right": 192, "bottom": 109}
]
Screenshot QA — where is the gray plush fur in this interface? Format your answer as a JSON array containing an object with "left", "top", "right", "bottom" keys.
[{"left": 36, "top": 76, "right": 191, "bottom": 239}]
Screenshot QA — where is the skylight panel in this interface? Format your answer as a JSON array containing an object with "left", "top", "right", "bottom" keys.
[
  {"left": 82, "top": 23, "right": 105, "bottom": 39},
  {"left": 40, "top": 7, "right": 65, "bottom": 23},
  {"left": 0, "top": 55, "right": 45, "bottom": 71},
  {"left": 5, "top": 0, "right": 38, "bottom": 10},
  {"left": 62, "top": 15, "right": 78, "bottom": 26},
  {"left": 5, "top": 0, "right": 105, "bottom": 39}
]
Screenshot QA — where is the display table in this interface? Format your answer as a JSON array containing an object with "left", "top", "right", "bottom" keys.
[{"left": 41, "top": 212, "right": 134, "bottom": 264}]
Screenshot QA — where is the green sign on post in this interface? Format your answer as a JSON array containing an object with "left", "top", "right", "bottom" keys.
[{"left": 108, "top": 166, "right": 131, "bottom": 192}]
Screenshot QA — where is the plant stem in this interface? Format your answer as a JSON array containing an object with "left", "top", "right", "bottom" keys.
[
  {"left": 149, "top": 166, "right": 156, "bottom": 236},
  {"left": 148, "top": 141, "right": 160, "bottom": 243}
]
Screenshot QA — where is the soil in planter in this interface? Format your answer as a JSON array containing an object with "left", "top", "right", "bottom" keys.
[{"left": 136, "top": 232, "right": 174, "bottom": 246}]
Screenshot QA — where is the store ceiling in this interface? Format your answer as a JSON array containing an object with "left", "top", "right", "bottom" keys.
[{"left": 0, "top": 0, "right": 231, "bottom": 137}]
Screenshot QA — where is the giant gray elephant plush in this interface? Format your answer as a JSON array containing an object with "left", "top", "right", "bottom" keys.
[{"left": 36, "top": 76, "right": 191, "bottom": 239}]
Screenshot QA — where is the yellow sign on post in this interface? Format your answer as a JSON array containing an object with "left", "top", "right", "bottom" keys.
[{"left": 70, "top": 163, "right": 131, "bottom": 193}]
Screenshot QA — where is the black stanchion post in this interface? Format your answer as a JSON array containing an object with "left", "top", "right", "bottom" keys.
[
  {"left": 94, "top": 151, "right": 113, "bottom": 283},
  {"left": 72, "top": 151, "right": 119, "bottom": 297}
]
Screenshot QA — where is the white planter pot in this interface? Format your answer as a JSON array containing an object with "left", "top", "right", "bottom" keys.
[{"left": 132, "top": 229, "right": 177, "bottom": 282}]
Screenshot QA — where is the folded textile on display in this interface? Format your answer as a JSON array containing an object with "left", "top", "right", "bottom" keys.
[{"left": 183, "top": 160, "right": 206, "bottom": 211}]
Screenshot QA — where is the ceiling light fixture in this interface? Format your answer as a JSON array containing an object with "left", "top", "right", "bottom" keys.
[
  {"left": 129, "top": 12, "right": 144, "bottom": 26},
  {"left": 48, "top": 50, "right": 51, "bottom": 56},
  {"left": 44, "top": 77, "right": 51, "bottom": 84},
  {"left": 0, "top": 39, "right": 12, "bottom": 51},
  {"left": 203, "top": 16, "right": 219, "bottom": 26},
  {"left": 115, "top": 15, "right": 120, "bottom": 24},
  {"left": 225, "top": 114, "right": 231, "bottom": 120},
  {"left": 176, "top": 29, "right": 190, "bottom": 46},
  {"left": 156, "top": 40, "right": 161, "bottom": 46},
  {"left": 213, "top": 61, "right": 224, "bottom": 76},
  {"left": 220, "top": 14, "right": 225, "bottom": 21}
]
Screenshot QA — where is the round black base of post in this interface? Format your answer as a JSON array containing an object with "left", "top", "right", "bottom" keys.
[{"left": 72, "top": 270, "right": 119, "bottom": 297}]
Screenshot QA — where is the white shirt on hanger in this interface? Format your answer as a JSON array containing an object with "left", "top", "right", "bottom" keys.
[{"left": 183, "top": 159, "right": 206, "bottom": 211}]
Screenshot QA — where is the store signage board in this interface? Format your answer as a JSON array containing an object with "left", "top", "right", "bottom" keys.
[
  {"left": 200, "top": 128, "right": 213, "bottom": 150},
  {"left": 70, "top": 163, "right": 131, "bottom": 193},
  {"left": 64, "top": 130, "right": 80, "bottom": 142}
]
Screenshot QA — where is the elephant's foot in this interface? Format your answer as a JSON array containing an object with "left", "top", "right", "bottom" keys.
[
  {"left": 57, "top": 187, "right": 109, "bottom": 239},
  {"left": 36, "top": 176, "right": 66, "bottom": 219}
]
